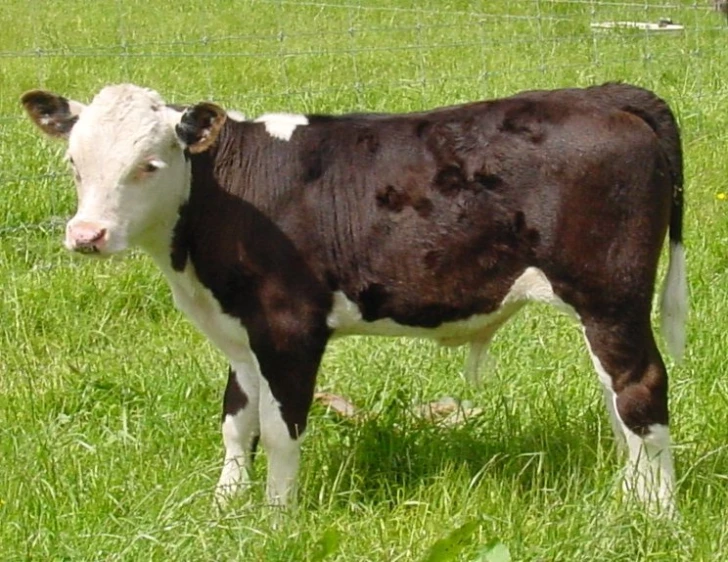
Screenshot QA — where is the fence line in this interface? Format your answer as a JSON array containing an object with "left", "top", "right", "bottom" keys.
[
  {"left": 2, "top": 0, "right": 724, "bottom": 238},
  {"left": 253, "top": 0, "right": 713, "bottom": 16},
  {"left": 3, "top": 23, "right": 725, "bottom": 62}
]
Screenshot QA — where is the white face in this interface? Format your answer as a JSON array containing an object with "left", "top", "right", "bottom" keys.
[{"left": 62, "top": 85, "right": 190, "bottom": 255}]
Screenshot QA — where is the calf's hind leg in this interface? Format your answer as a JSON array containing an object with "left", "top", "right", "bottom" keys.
[{"left": 582, "top": 314, "right": 675, "bottom": 513}]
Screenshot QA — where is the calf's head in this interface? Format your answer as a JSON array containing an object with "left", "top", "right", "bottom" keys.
[{"left": 21, "top": 84, "right": 226, "bottom": 255}]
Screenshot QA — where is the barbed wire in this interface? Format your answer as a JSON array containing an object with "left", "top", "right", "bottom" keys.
[
  {"left": 1, "top": 48, "right": 721, "bottom": 124},
  {"left": 3, "top": 0, "right": 723, "bottom": 238},
  {"left": 252, "top": 0, "right": 712, "bottom": 16},
  {"left": 2, "top": 24, "right": 723, "bottom": 62},
  {"left": 0, "top": 1, "right": 719, "bottom": 60}
]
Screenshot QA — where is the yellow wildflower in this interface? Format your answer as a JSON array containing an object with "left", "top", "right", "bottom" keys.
[{"left": 717, "top": 193, "right": 727, "bottom": 201}]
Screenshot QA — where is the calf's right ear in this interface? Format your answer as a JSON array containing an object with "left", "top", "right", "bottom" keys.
[
  {"left": 174, "top": 102, "right": 227, "bottom": 154},
  {"left": 20, "top": 90, "right": 86, "bottom": 139}
]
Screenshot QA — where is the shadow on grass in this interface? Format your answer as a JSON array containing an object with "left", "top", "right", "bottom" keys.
[{"left": 305, "top": 393, "right": 614, "bottom": 508}]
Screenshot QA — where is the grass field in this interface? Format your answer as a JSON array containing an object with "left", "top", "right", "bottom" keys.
[{"left": 2, "top": 1, "right": 728, "bottom": 560}]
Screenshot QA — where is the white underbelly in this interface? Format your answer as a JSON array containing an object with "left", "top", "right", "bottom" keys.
[
  {"left": 164, "top": 264, "right": 573, "bottom": 357},
  {"left": 326, "top": 267, "right": 574, "bottom": 344}
]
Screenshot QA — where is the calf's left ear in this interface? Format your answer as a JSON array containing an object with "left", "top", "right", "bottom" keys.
[
  {"left": 20, "top": 90, "right": 86, "bottom": 139},
  {"left": 174, "top": 102, "right": 227, "bottom": 154}
]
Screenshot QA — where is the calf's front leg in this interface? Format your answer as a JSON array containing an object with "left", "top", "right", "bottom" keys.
[
  {"left": 257, "top": 343, "right": 322, "bottom": 507},
  {"left": 215, "top": 359, "right": 261, "bottom": 505}
]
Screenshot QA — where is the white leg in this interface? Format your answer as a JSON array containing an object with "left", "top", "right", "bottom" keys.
[
  {"left": 600, "top": 375, "right": 674, "bottom": 511},
  {"left": 259, "top": 376, "right": 301, "bottom": 507},
  {"left": 585, "top": 335, "right": 627, "bottom": 449},
  {"left": 600, "top": 386, "right": 627, "bottom": 450},
  {"left": 622, "top": 424, "right": 675, "bottom": 514},
  {"left": 585, "top": 334, "right": 675, "bottom": 513},
  {"left": 215, "top": 358, "right": 261, "bottom": 505}
]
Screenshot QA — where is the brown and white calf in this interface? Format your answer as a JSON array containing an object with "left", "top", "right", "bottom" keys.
[{"left": 21, "top": 82, "right": 687, "bottom": 512}]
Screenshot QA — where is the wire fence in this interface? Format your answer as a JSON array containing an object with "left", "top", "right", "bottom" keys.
[{"left": 2, "top": 0, "right": 726, "bottom": 238}]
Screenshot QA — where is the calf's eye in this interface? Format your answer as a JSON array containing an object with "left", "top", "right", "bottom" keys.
[{"left": 140, "top": 158, "right": 167, "bottom": 175}]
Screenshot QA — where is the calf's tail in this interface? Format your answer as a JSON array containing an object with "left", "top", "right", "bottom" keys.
[
  {"left": 601, "top": 82, "right": 687, "bottom": 360},
  {"left": 659, "top": 180, "right": 687, "bottom": 361}
]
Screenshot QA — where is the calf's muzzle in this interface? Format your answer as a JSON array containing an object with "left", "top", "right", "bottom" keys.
[{"left": 66, "top": 220, "right": 107, "bottom": 253}]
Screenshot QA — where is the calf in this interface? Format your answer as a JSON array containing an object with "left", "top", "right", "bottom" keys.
[{"left": 21, "top": 82, "right": 686, "bottom": 512}]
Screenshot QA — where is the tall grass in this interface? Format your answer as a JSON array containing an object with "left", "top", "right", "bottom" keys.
[{"left": 2, "top": 1, "right": 728, "bottom": 560}]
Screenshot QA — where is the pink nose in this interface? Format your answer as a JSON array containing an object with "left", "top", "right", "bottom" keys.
[{"left": 67, "top": 221, "right": 107, "bottom": 252}]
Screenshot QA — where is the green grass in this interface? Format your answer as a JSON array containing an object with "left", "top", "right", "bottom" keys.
[{"left": 2, "top": 1, "right": 728, "bottom": 560}]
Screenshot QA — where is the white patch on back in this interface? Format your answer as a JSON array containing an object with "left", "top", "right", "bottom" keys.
[
  {"left": 254, "top": 112, "right": 308, "bottom": 141},
  {"left": 226, "top": 110, "right": 246, "bottom": 122},
  {"left": 327, "top": 267, "right": 574, "bottom": 343}
]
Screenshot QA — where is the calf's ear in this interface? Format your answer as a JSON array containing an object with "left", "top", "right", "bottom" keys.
[
  {"left": 174, "top": 102, "right": 227, "bottom": 154},
  {"left": 20, "top": 90, "right": 86, "bottom": 139}
]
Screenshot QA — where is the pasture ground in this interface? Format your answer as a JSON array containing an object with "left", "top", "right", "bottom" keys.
[{"left": 1, "top": 1, "right": 728, "bottom": 560}]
